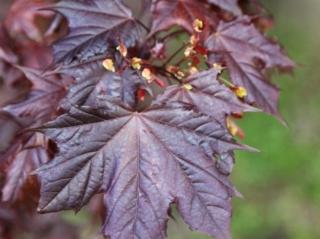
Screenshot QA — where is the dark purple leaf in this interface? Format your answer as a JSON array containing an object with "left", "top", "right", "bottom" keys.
[
  {"left": 63, "top": 63, "right": 150, "bottom": 109},
  {"left": 207, "top": 0, "right": 241, "bottom": 15},
  {"left": 51, "top": 0, "right": 143, "bottom": 69},
  {"left": 3, "top": 66, "right": 68, "bottom": 124},
  {"left": 151, "top": 0, "right": 219, "bottom": 34},
  {"left": 4, "top": 0, "right": 55, "bottom": 43},
  {"left": 205, "top": 16, "right": 294, "bottom": 117},
  {"left": 1, "top": 133, "right": 51, "bottom": 204},
  {"left": 0, "top": 24, "right": 17, "bottom": 64},
  {"left": 1, "top": 67, "right": 68, "bottom": 205},
  {"left": 155, "top": 69, "right": 257, "bottom": 124},
  {"left": 37, "top": 97, "right": 247, "bottom": 239}
]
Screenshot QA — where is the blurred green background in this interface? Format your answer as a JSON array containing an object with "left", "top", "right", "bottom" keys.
[{"left": 1, "top": 0, "right": 320, "bottom": 238}]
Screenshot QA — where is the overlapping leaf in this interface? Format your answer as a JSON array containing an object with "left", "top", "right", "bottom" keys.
[
  {"left": 207, "top": 0, "right": 241, "bottom": 15},
  {"left": 3, "top": 67, "right": 68, "bottom": 123},
  {"left": 155, "top": 69, "right": 257, "bottom": 124},
  {"left": 0, "top": 0, "right": 295, "bottom": 238},
  {"left": 4, "top": 0, "right": 55, "bottom": 43},
  {"left": 205, "top": 16, "right": 294, "bottom": 117},
  {"left": 151, "top": 0, "right": 219, "bottom": 34},
  {"left": 1, "top": 67, "right": 68, "bottom": 205},
  {"left": 63, "top": 62, "right": 150, "bottom": 109},
  {"left": 51, "top": 0, "right": 143, "bottom": 69},
  {"left": 1, "top": 133, "right": 51, "bottom": 204},
  {"left": 0, "top": 24, "right": 17, "bottom": 64},
  {"left": 37, "top": 97, "right": 247, "bottom": 239}
]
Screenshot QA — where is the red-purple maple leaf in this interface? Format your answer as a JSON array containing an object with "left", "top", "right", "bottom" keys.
[
  {"left": 207, "top": 0, "right": 241, "bottom": 15},
  {"left": 36, "top": 97, "right": 247, "bottom": 239},
  {"left": 1, "top": 67, "right": 68, "bottom": 205},
  {"left": 155, "top": 69, "right": 257, "bottom": 124},
  {"left": 151, "top": 0, "right": 219, "bottom": 34},
  {"left": 51, "top": 0, "right": 143, "bottom": 69},
  {"left": 205, "top": 16, "right": 294, "bottom": 118}
]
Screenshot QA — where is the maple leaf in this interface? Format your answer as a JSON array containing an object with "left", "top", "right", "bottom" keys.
[
  {"left": 51, "top": 0, "right": 143, "bottom": 69},
  {"left": 0, "top": 24, "right": 18, "bottom": 64},
  {"left": 4, "top": 0, "right": 55, "bottom": 43},
  {"left": 205, "top": 17, "right": 294, "bottom": 117},
  {"left": 155, "top": 69, "right": 257, "bottom": 124},
  {"left": 0, "top": 24, "right": 24, "bottom": 89},
  {"left": 1, "top": 67, "right": 68, "bottom": 205},
  {"left": 36, "top": 97, "right": 248, "bottom": 239},
  {"left": 1, "top": 133, "right": 51, "bottom": 205},
  {"left": 64, "top": 64, "right": 150, "bottom": 109},
  {"left": 207, "top": 0, "right": 241, "bottom": 15},
  {"left": 17, "top": 43, "right": 53, "bottom": 70},
  {"left": 151, "top": 0, "right": 219, "bottom": 34},
  {"left": 3, "top": 66, "right": 68, "bottom": 124}
]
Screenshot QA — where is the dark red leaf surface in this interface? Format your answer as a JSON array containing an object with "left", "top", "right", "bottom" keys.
[
  {"left": 0, "top": 24, "right": 17, "bottom": 63},
  {"left": 207, "top": 0, "right": 241, "bottom": 15},
  {"left": 4, "top": 0, "right": 55, "bottom": 43},
  {"left": 52, "top": 0, "right": 143, "bottom": 69},
  {"left": 0, "top": 0, "right": 295, "bottom": 238},
  {"left": 37, "top": 97, "right": 246, "bottom": 239},
  {"left": 155, "top": 69, "right": 257, "bottom": 124},
  {"left": 3, "top": 67, "right": 68, "bottom": 123},
  {"left": 205, "top": 16, "right": 294, "bottom": 117},
  {"left": 151, "top": 0, "right": 218, "bottom": 34},
  {"left": 63, "top": 63, "right": 150, "bottom": 109},
  {"left": 1, "top": 133, "right": 51, "bottom": 204},
  {"left": 1, "top": 67, "right": 68, "bottom": 206}
]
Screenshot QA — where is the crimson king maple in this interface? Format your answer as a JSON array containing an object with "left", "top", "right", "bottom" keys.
[{"left": 0, "top": 0, "right": 294, "bottom": 238}]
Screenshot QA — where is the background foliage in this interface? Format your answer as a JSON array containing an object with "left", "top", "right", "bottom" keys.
[{"left": 0, "top": 0, "right": 319, "bottom": 238}]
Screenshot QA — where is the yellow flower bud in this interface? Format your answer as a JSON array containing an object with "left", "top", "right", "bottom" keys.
[
  {"left": 116, "top": 43, "right": 128, "bottom": 57},
  {"left": 131, "top": 57, "right": 143, "bottom": 70},
  {"left": 183, "top": 83, "right": 193, "bottom": 91},
  {"left": 212, "top": 63, "right": 223, "bottom": 73},
  {"left": 189, "top": 66, "right": 198, "bottom": 75},
  {"left": 235, "top": 86, "right": 247, "bottom": 98},
  {"left": 193, "top": 19, "right": 204, "bottom": 33},
  {"left": 102, "top": 59, "right": 115, "bottom": 72},
  {"left": 142, "top": 68, "right": 152, "bottom": 81}
]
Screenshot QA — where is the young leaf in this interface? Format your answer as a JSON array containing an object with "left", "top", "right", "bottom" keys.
[
  {"left": 51, "top": 0, "right": 143, "bottom": 68},
  {"left": 205, "top": 16, "right": 294, "bottom": 117},
  {"left": 151, "top": 0, "right": 219, "bottom": 34},
  {"left": 36, "top": 97, "right": 246, "bottom": 239}
]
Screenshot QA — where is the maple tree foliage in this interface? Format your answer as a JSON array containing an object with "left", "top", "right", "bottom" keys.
[{"left": 0, "top": 0, "right": 294, "bottom": 238}]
